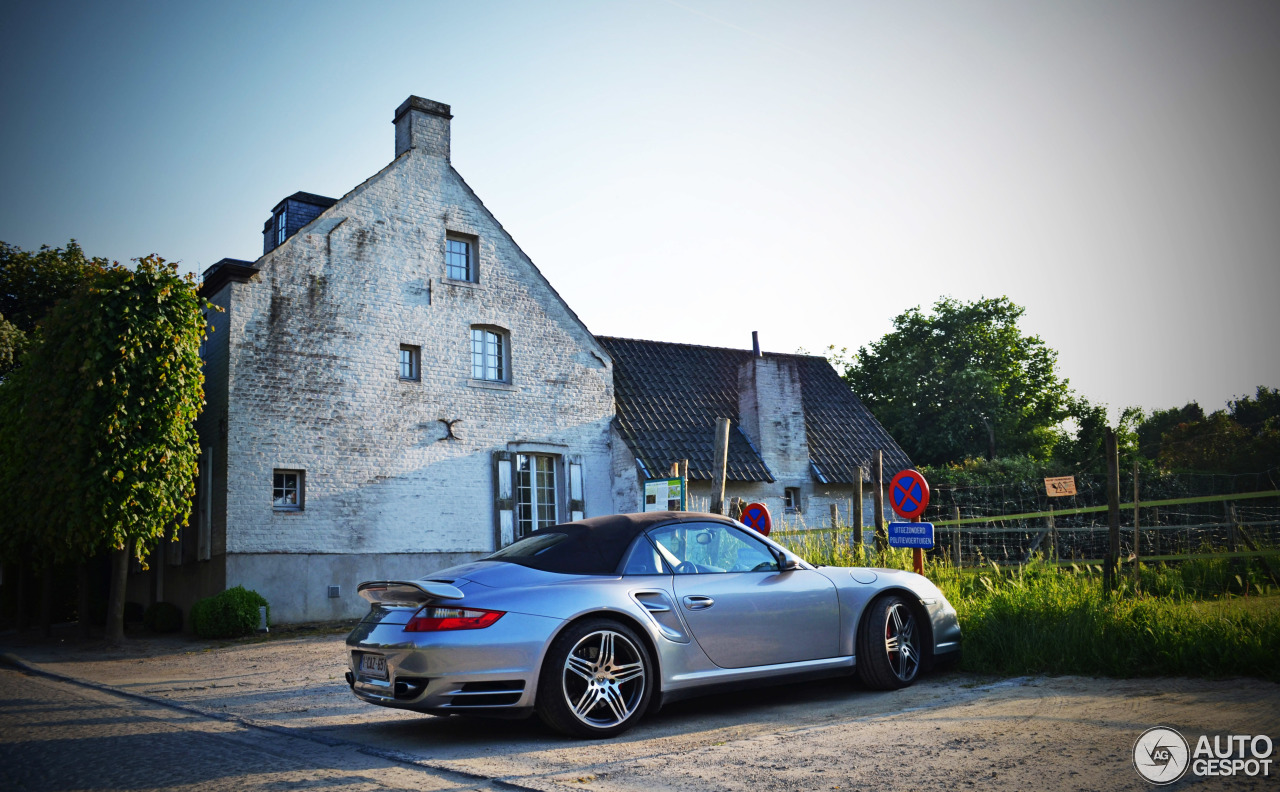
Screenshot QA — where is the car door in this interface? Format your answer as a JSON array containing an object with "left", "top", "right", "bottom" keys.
[{"left": 649, "top": 521, "right": 840, "bottom": 669}]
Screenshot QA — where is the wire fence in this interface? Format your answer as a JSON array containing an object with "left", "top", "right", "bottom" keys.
[
  {"left": 925, "top": 469, "right": 1280, "bottom": 566},
  {"left": 766, "top": 469, "right": 1280, "bottom": 570}
]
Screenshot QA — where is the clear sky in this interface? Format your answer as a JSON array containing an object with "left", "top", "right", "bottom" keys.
[{"left": 2, "top": 1, "right": 1277, "bottom": 418}]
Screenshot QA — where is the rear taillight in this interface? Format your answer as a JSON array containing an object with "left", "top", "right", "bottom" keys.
[{"left": 404, "top": 606, "right": 505, "bottom": 632}]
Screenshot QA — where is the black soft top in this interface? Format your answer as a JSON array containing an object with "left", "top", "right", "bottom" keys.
[{"left": 487, "top": 512, "right": 729, "bottom": 575}]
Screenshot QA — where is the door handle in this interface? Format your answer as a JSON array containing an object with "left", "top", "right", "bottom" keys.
[{"left": 682, "top": 595, "right": 714, "bottom": 610}]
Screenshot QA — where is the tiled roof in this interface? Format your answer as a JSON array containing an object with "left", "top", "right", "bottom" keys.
[{"left": 597, "top": 337, "right": 913, "bottom": 484}]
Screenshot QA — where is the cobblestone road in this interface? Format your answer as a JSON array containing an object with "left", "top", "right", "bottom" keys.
[
  {"left": 2, "top": 630, "right": 1277, "bottom": 791},
  {"left": 0, "top": 665, "right": 484, "bottom": 791}
]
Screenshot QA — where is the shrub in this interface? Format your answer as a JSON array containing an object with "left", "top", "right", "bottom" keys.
[
  {"left": 190, "top": 586, "right": 269, "bottom": 639},
  {"left": 143, "top": 601, "right": 183, "bottom": 633}
]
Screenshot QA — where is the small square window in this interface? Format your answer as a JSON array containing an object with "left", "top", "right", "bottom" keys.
[
  {"left": 399, "top": 344, "right": 420, "bottom": 380},
  {"left": 446, "top": 234, "right": 477, "bottom": 281},
  {"left": 784, "top": 487, "right": 801, "bottom": 513},
  {"left": 273, "top": 470, "right": 304, "bottom": 511}
]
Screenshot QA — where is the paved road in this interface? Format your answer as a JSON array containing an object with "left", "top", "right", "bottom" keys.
[{"left": 0, "top": 666, "right": 484, "bottom": 791}]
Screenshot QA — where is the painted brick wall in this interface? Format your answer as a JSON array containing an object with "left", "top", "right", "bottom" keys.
[{"left": 220, "top": 116, "right": 615, "bottom": 561}]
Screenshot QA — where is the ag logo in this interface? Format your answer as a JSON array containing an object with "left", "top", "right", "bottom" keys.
[{"left": 1134, "top": 727, "right": 1190, "bottom": 784}]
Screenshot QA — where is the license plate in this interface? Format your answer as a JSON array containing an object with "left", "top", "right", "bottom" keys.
[{"left": 359, "top": 653, "right": 387, "bottom": 679}]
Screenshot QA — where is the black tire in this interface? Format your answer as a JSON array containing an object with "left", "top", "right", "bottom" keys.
[
  {"left": 536, "top": 618, "right": 653, "bottom": 738},
  {"left": 856, "top": 594, "right": 923, "bottom": 690}
]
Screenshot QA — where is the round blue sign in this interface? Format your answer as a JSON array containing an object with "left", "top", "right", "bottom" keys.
[
  {"left": 739, "top": 502, "right": 772, "bottom": 536},
  {"left": 889, "top": 469, "right": 930, "bottom": 520}
]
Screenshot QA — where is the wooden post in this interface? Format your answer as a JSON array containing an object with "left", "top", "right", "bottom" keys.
[
  {"left": 1047, "top": 506, "right": 1057, "bottom": 564},
  {"left": 953, "top": 505, "right": 962, "bottom": 567},
  {"left": 1132, "top": 461, "right": 1140, "bottom": 588},
  {"left": 852, "top": 469, "right": 864, "bottom": 550},
  {"left": 1105, "top": 428, "right": 1121, "bottom": 593},
  {"left": 105, "top": 542, "right": 131, "bottom": 645},
  {"left": 1152, "top": 506, "right": 1160, "bottom": 556},
  {"left": 829, "top": 502, "right": 839, "bottom": 530},
  {"left": 710, "top": 417, "right": 730, "bottom": 515},
  {"left": 679, "top": 459, "right": 689, "bottom": 512},
  {"left": 1226, "top": 501, "right": 1238, "bottom": 553},
  {"left": 872, "top": 451, "right": 885, "bottom": 555}
]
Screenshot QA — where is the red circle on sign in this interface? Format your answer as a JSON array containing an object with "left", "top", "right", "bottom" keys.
[
  {"left": 889, "top": 469, "right": 930, "bottom": 520},
  {"left": 739, "top": 502, "right": 772, "bottom": 536}
]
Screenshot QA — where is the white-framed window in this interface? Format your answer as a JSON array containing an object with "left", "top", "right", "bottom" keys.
[
  {"left": 399, "top": 344, "right": 420, "bottom": 380},
  {"left": 275, "top": 208, "right": 288, "bottom": 246},
  {"left": 784, "top": 487, "right": 802, "bottom": 513},
  {"left": 273, "top": 469, "right": 304, "bottom": 511},
  {"left": 516, "top": 453, "right": 558, "bottom": 537},
  {"left": 446, "top": 233, "right": 476, "bottom": 281},
  {"left": 471, "top": 326, "right": 508, "bottom": 382}
]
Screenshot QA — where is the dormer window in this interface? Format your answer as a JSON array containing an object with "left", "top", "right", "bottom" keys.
[{"left": 262, "top": 193, "right": 336, "bottom": 255}]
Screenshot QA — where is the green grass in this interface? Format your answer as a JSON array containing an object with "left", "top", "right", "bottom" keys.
[{"left": 775, "top": 529, "right": 1280, "bottom": 681}]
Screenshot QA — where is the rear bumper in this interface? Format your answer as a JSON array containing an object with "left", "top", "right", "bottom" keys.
[{"left": 345, "top": 611, "right": 561, "bottom": 715}]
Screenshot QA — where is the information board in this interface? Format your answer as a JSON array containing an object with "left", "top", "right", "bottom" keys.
[{"left": 643, "top": 478, "right": 685, "bottom": 512}]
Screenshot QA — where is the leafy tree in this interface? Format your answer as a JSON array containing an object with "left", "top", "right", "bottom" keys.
[
  {"left": 0, "top": 256, "right": 206, "bottom": 642},
  {"left": 1053, "top": 397, "right": 1144, "bottom": 475},
  {"left": 838, "top": 296, "right": 1072, "bottom": 466},
  {"left": 0, "top": 314, "right": 22, "bottom": 375},
  {"left": 1229, "top": 386, "right": 1280, "bottom": 434},
  {"left": 0, "top": 241, "right": 113, "bottom": 336},
  {"left": 1136, "top": 402, "right": 1204, "bottom": 461},
  {"left": 1151, "top": 387, "right": 1280, "bottom": 474}
]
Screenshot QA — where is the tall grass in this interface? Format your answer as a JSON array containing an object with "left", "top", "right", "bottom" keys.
[{"left": 774, "top": 529, "right": 1280, "bottom": 681}]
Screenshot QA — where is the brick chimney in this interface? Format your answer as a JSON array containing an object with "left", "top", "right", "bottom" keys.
[
  {"left": 394, "top": 96, "right": 452, "bottom": 160},
  {"left": 738, "top": 354, "right": 810, "bottom": 482}
]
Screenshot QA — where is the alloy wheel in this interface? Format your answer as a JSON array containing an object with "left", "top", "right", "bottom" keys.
[
  {"left": 883, "top": 602, "right": 920, "bottom": 682},
  {"left": 561, "top": 629, "right": 647, "bottom": 728}
]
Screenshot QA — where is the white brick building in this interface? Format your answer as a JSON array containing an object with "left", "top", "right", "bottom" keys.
[{"left": 148, "top": 97, "right": 912, "bottom": 623}]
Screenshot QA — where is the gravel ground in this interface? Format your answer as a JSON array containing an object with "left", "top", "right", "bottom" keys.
[{"left": 2, "top": 625, "right": 1277, "bottom": 791}]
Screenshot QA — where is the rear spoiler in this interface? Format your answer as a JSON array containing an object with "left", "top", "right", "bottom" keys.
[{"left": 357, "top": 580, "right": 465, "bottom": 606}]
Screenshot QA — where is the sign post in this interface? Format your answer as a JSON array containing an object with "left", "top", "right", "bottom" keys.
[{"left": 888, "top": 469, "right": 932, "bottom": 574}]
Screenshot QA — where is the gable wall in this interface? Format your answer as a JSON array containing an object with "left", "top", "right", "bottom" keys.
[{"left": 221, "top": 148, "right": 615, "bottom": 567}]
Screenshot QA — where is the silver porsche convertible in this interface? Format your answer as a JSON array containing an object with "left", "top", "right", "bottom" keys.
[{"left": 345, "top": 512, "right": 961, "bottom": 738}]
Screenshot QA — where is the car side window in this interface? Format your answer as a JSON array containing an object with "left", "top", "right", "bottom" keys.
[
  {"left": 620, "top": 536, "right": 670, "bottom": 575},
  {"left": 647, "top": 522, "right": 779, "bottom": 574}
]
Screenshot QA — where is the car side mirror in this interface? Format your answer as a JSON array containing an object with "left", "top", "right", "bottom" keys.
[{"left": 776, "top": 553, "right": 799, "bottom": 572}]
